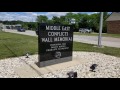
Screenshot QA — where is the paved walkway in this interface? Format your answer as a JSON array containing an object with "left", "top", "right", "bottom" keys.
[
  {"left": 15, "top": 55, "right": 89, "bottom": 78},
  {"left": 3, "top": 29, "right": 120, "bottom": 48}
]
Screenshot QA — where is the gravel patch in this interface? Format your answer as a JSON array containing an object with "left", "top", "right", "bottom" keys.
[{"left": 0, "top": 52, "right": 120, "bottom": 78}]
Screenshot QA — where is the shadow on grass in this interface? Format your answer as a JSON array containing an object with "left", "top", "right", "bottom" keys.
[{"left": 3, "top": 43, "right": 18, "bottom": 57}]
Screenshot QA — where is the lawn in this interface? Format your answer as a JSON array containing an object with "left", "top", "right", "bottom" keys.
[
  {"left": 74, "top": 32, "right": 120, "bottom": 38},
  {"left": 73, "top": 41, "right": 120, "bottom": 57},
  {"left": 0, "top": 31, "right": 38, "bottom": 59},
  {"left": 0, "top": 31, "right": 120, "bottom": 59}
]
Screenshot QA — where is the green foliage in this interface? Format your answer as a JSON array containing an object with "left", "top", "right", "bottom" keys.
[
  {"left": 36, "top": 15, "right": 48, "bottom": 23},
  {"left": 73, "top": 42, "right": 120, "bottom": 57},
  {"left": 34, "top": 12, "right": 109, "bottom": 33},
  {"left": 47, "top": 20, "right": 54, "bottom": 24},
  {"left": 22, "top": 23, "right": 28, "bottom": 30},
  {"left": 78, "top": 14, "right": 90, "bottom": 28},
  {"left": 52, "top": 16, "right": 61, "bottom": 24},
  {"left": 27, "top": 22, "right": 37, "bottom": 30},
  {"left": 0, "top": 12, "right": 110, "bottom": 32},
  {"left": 0, "top": 20, "right": 23, "bottom": 25}
]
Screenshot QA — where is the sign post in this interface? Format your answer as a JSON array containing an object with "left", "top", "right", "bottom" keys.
[{"left": 38, "top": 23, "right": 73, "bottom": 67}]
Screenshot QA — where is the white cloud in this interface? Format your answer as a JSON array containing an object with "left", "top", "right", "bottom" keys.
[
  {"left": 24, "top": 12, "right": 38, "bottom": 16},
  {"left": 45, "top": 12, "right": 79, "bottom": 19},
  {"left": 88, "top": 12, "right": 99, "bottom": 15},
  {"left": 0, "top": 12, "right": 37, "bottom": 22},
  {"left": 0, "top": 12, "right": 98, "bottom": 22}
]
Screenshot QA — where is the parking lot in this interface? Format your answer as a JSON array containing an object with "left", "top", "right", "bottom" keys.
[{"left": 3, "top": 29, "right": 120, "bottom": 48}]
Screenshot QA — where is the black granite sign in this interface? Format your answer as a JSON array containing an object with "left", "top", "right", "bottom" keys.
[{"left": 38, "top": 23, "right": 73, "bottom": 67}]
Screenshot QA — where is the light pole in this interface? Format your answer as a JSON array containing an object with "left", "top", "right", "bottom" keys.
[{"left": 98, "top": 12, "right": 104, "bottom": 47}]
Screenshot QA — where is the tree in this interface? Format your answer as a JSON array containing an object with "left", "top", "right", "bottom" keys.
[
  {"left": 59, "top": 16, "right": 68, "bottom": 24},
  {"left": 22, "top": 23, "right": 28, "bottom": 30},
  {"left": 27, "top": 22, "right": 37, "bottom": 30},
  {"left": 78, "top": 14, "right": 90, "bottom": 30},
  {"left": 36, "top": 15, "right": 48, "bottom": 23},
  {"left": 65, "top": 13, "right": 79, "bottom": 31},
  {"left": 88, "top": 13, "right": 99, "bottom": 32},
  {"left": 47, "top": 19, "right": 54, "bottom": 24},
  {"left": 52, "top": 16, "right": 61, "bottom": 24},
  {"left": 65, "top": 12, "right": 75, "bottom": 24},
  {"left": 72, "top": 13, "right": 82, "bottom": 30}
]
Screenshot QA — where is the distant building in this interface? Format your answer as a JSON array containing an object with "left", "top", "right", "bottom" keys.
[
  {"left": 0, "top": 23, "right": 3, "bottom": 30},
  {"left": 106, "top": 12, "right": 120, "bottom": 34},
  {"left": 1, "top": 24, "right": 22, "bottom": 30}
]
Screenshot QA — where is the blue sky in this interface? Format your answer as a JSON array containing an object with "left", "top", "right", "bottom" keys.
[{"left": 0, "top": 12, "right": 99, "bottom": 22}]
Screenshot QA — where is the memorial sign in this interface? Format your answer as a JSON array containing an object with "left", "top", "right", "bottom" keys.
[{"left": 38, "top": 23, "right": 73, "bottom": 67}]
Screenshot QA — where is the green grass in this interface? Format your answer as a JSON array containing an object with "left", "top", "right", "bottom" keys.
[
  {"left": 73, "top": 41, "right": 120, "bottom": 57},
  {"left": 74, "top": 32, "right": 120, "bottom": 38},
  {"left": 0, "top": 32, "right": 120, "bottom": 59},
  {"left": 0, "top": 32, "right": 38, "bottom": 59}
]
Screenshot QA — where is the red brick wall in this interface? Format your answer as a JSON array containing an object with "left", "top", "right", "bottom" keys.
[{"left": 107, "top": 21, "right": 120, "bottom": 34}]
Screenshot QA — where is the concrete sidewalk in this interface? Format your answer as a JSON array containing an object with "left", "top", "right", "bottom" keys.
[{"left": 15, "top": 56, "right": 89, "bottom": 78}]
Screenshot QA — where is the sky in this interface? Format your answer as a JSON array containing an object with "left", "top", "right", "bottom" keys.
[{"left": 0, "top": 12, "right": 99, "bottom": 22}]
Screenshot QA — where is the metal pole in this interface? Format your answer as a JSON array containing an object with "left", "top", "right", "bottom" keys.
[{"left": 98, "top": 12, "right": 104, "bottom": 47}]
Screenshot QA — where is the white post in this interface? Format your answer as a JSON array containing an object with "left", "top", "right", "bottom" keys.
[{"left": 98, "top": 12, "right": 104, "bottom": 47}]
